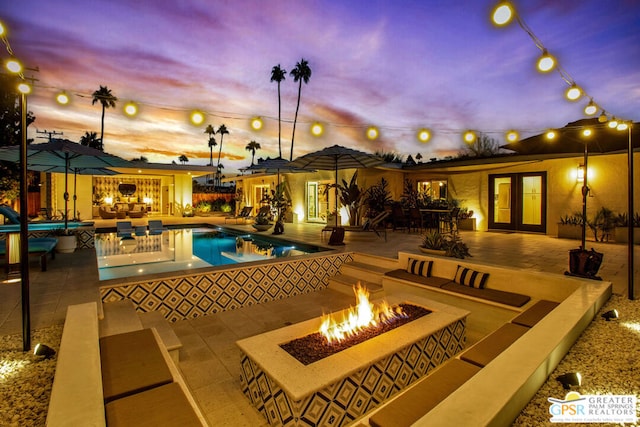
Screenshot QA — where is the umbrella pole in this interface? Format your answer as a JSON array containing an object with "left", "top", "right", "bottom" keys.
[
  {"left": 335, "top": 158, "right": 339, "bottom": 228},
  {"left": 73, "top": 168, "right": 77, "bottom": 221},
  {"left": 64, "top": 156, "right": 69, "bottom": 230},
  {"left": 581, "top": 143, "right": 588, "bottom": 250}
]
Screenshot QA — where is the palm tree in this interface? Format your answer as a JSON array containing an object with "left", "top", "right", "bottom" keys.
[
  {"left": 91, "top": 85, "right": 117, "bottom": 151},
  {"left": 79, "top": 131, "right": 100, "bottom": 149},
  {"left": 216, "top": 124, "right": 229, "bottom": 187},
  {"left": 179, "top": 154, "right": 188, "bottom": 164},
  {"left": 289, "top": 58, "right": 311, "bottom": 161},
  {"left": 204, "top": 124, "right": 217, "bottom": 166},
  {"left": 270, "top": 64, "right": 286, "bottom": 158},
  {"left": 245, "top": 140, "right": 261, "bottom": 166}
]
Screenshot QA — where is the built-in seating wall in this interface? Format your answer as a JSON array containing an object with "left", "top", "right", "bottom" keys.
[
  {"left": 100, "top": 252, "right": 354, "bottom": 322},
  {"left": 94, "top": 176, "right": 161, "bottom": 212},
  {"left": 0, "top": 228, "right": 95, "bottom": 249}
]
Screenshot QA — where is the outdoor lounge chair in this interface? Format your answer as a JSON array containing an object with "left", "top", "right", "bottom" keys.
[
  {"left": 116, "top": 221, "right": 135, "bottom": 237},
  {"left": 0, "top": 237, "right": 58, "bottom": 271},
  {"left": 0, "top": 204, "right": 21, "bottom": 224},
  {"left": 148, "top": 220, "right": 167, "bottom": 235},
  {"left": 322, "top": 211, "right": 390, "bottom": 241},
  {"left": 99, "top": 206, "right": 118, "bottom": 219},
  {"left": 224, "top": 206, "right": 253, "bottom": 224}
]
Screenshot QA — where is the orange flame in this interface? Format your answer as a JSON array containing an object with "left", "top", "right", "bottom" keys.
[{"left": 319, "top": 283, "right": 405, "bottom": 344}]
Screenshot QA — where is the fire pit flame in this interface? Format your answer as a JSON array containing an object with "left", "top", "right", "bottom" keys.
[{"left": 319, "top": 283, "right": 406, "bottom": 344}]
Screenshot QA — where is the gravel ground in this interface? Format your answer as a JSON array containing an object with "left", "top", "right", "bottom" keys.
[{"left": 0, "top": 296, "right": 637, "bottom": 426}]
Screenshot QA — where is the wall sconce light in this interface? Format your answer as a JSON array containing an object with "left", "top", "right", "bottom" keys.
[
  {"left": 601, "top": 309, "right": 619, "bottom": 321},
  {"left": 576, "top": 165, "right": 585, "bottom": 183},
  {"left": 104, "top": 196, "right": 113, "bottom": 205},
  {"left": 556, "top": 372, "right": 582, "bottom": 390}
]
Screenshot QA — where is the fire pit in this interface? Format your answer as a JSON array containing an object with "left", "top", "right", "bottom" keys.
[{"left": 237, "top": 290, "right": 468, "bottom": 427}]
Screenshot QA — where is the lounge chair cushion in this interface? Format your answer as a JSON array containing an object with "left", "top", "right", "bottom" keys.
[
  {"left": 441, "top": 282, "right": 531, "bottom": 307},
  {"left": 460, "top": 323, "right": 529, "bottom": 367},
  {"left": 100, "top": 328, "right": 173, "bottom": 403},
  {"left": 369, "top": 359, "right": 481, "bottom": 427},
  {"left": 454, "top": 265, "right": 489, "bottom": 289},
  {"left": 511, "top": 300, "right": 560, "bottom": 328},
  {"left": 105, "top": 383, "right": 202, "bottom": 427},
  {"left": 406, "top": 257, "right": 433, "bottom": 278}
]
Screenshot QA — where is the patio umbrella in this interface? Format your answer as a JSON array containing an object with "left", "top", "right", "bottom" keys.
[
  {"left": 0, "top": 139, "right": 130, "bottom": 229},
  {"left": 246, "top": 157, "right": 312, "bottom": 184},
  {"left": 289, "top": 145, "right": 384, "bottom": 242}
]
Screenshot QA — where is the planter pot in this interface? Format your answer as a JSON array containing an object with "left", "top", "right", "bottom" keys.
[
  {"left": 614, "top": 227, "right": 640, "bottom": 244},
  {"left": 56, "top": 235, "right": 77, "bottom": 253},
  {"left": 419, "top": 247, "right": 447, "bottom": 256},
  {"left": 252, "top": 224, "right": 273, "bottom": 232},
  {"left": 458, "top": 218, "right": 476, "bottom": 231},
  {"left": 557, "top": 223, "right": 584, "bottom": 240}
]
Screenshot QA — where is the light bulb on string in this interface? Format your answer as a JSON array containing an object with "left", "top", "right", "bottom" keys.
[
  {"left": 463, "top": 130, "right": 477, "bottom": 144},
  {"left": 5, "top": 58, "right": 22, "bottom": 74},
  {"left": 565, "top": 84, "right": 582, "bottom": 101},
  {"left": 250, "top": 117, "right": 263, "bottom": 131},
  {"left": 491, "top": 2, "right": 514, "bottom": 26},
  {"left": 584, "top": 101, "right": 597, "bottom": 116},
  {"left": 598, "top": 111, "right": 608, "bottom": 123},
  {"left": 17, "top": 82, "right": 31, "bottom": 94},
  {"left": 417, "top": 128, "right": 431, "bottom": 143},
  {"left": 608, "top": 117, "right": 619, "bottom": 128},
  {"left": 545, "top": 130, "right": 557, "bottom": 140},
  {"left": 366, "top": 126, "right": 379, "bottom": 140},
  {"left": 506, "top": 130, "right": 519, "bottom": 143},
  {"left": 310, "top": 122, "right": 324, "bottom": 137},
  {"left": 123, "top": 101, "right": 138, "bottom": 117},
  {"left": 537, "top": 50, "right": 556, "bottom": 73},
  {"left": 56, "top": 91, "right": 69, "bottom": 105}
]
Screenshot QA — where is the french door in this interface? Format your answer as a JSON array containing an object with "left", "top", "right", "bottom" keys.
[{"left": 488, "top": 172, "right": 546, "bottom": 233}]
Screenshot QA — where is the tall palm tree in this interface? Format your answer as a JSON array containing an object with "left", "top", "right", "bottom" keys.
[
  {"left": 91, "top": 85, "right": 118, "bottom": 151},
  {"left": 289, "top": 58, "right": 311, "bottom": 161},
  {"left": 179, "top": 154, "right": 188, "bottom": 164},
  {"left": 216, "top": 124, "right": 229, "bottom": 187},
  {"left": 270, "top": 64, "right": 286, "bottom": 158},
  {"left": 79, "top": 131, "right": 100, "bottom": 149},
  {"left": 245, "top": 140, "right": 261, "bottom": 166},
  {"left": 204, "top": 124, "right": 217, "bottom": 166}
]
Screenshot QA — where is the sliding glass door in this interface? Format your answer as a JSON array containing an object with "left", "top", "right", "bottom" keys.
[{"left": 489, "top": 172, "right": 546, "bottom": 233}]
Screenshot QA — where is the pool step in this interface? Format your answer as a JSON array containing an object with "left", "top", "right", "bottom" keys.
[
  {"left": 99, "top": 299, "right": 182, "bottom": 362},
  {"left": 329, "top": 274, "right": 385, "bottom": 299}
]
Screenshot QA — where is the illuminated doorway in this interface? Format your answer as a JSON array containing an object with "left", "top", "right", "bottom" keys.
[
  {"left": 306, "top": 181, "right": 332, "bottom": 223},
  {"left": 488, "top": 173, "right": 546, "bottom": 233}
]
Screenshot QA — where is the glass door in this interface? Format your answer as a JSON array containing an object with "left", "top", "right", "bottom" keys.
[
  {"left": 307, "top": 182, "right": 319, "bottom": 222},
  {"left": 489, "top": 173, "right": 546, "bottom": 233}
]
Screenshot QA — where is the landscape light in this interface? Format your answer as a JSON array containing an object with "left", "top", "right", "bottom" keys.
[
  {"left": 556, "top": 372, "right": 582, "bottom": 390},
  {"left": 491, "top": 2, "right": 514, "bottom": 26},
  {"left": 537, "top": 50, "right": 556, "bottom": 73},
  {"left": 506, "top": 130, "right": 519, "bottom": 143},
  {"left": 565, "top": 84, "right": 582, "bottom": 101},
  {"left": 33, "top": 343, "right": 56, "bottom": 359},
  {"left": 56, "top": 91, "right": 69, "bottom": 105},
  {"left": 601, "top": 309, "right": 619, "bottom": 321},
  {"left": 417, "top": 128, "right": 431, "bottom": 143}
]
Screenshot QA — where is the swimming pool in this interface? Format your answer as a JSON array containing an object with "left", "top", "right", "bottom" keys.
[{"left": 95, "top": 226, "right": 329, "bottom": 281}]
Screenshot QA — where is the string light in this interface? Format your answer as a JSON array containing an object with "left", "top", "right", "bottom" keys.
[
  {"left": 463, "top": 130, "right": 477, "bottom": 144},
  {"left": 506, "top": 130, "right": 519, "bottom": 142},
  {"left": 417, "top": 128, "right": 431, "bottom": 143},
  {"left": 584, "top": 100, "right": 597, "bottom": 116},
  {"left": 366, "top": 126, "right": 379, "bottom": 140},
  {"left": 310, "top": 122, "right": 324, "bottom": 137},
  {"left": 565, "top": 84, "right": 582, "bottom": 101},
  {"left": 190, "top": 110, "right": 205, "bottom": 126},
  {"left": 250, "top": 117, "right": 263, "bottom": 131},
  {"left": 123, "top": 101, "right": 138, "bottom": 117},
  {"left": 56, "top": 91, "right": 69, "bottom": 105}
]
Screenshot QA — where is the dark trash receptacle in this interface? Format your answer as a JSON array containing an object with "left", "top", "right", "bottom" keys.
[{"left": 565, "top": 248, "right": 603, "bottom": 280}]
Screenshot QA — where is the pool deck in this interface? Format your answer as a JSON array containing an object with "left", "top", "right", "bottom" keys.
[{"left": 0, "top": 216, "right": 637, "bottom": 426}]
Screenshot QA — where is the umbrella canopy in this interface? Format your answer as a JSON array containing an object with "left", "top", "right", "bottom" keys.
[
  {"left": 502, "top": 119, "right": 639, "bottom": 155},
  {"left": 0, "top": 139, "right": 131, "bottom": 228},
  {"left": 245, "top": 157, "right": 312, "bottom": 183},
  {"left": 289, "top": 145, "right": 384, "bottom": 230}
]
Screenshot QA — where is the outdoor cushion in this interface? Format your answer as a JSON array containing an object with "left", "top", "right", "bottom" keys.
[
  {"left": 441, "top": 282, "right": 531, "bottom": 307},
  {"left": 384, "top": 269, "right": 452, "bottom": 288},
  {"left": 454, "top": 265, "right": 489, "bottom": 289},
  {"left": 406, "top": 257, "right": 433, "bottom": 277},
  {"left": 369, "top": 359, "right": 481, "bottom": 427},
  {"left": 105, "top": 383, "right": 202, "bottom": 427},
  {"left": 511, "top": 300, "right": 560, "bottom": 328},
  {"left": 460, "top": 322, "right": 529, "bottom": 367},
  {"left": 100, "top": 328, "right": 173, "bottom": 403}
]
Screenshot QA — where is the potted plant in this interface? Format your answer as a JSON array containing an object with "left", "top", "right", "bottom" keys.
[
  {"left": 419, "top": 230, "right": 471, "bottom": 259},
  {"left": 252, "top": 215, "right": 273, "bottom": 232},
  {"left": 264, "top": 182, "right": 290, "bottom": 235},
  {"left": 587, "top": 207, "right": 615, "bottom": 242},
  {"left": 557, "top": 212, "right": 585, "bottom": 240},
  {"left": 419, "top": 230, "right": 446, "bottom": 256},
  {"left": 50, "top": 228, "right": 77, "bottom": 253},
  {"left": 457, "top": 208, "right": 476, "bottom": 231}
]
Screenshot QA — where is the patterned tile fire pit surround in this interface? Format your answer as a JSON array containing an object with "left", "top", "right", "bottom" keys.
[
  {"left": 99, "top": 252, "right": 353, "bottom": 322},
  {"left": 237, "top": 295, "right": 468, "bottom": 427}
]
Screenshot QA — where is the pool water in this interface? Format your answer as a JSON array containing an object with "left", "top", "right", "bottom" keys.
[{"left": 95, "top": 226, "right": 327, "bottom": 281}]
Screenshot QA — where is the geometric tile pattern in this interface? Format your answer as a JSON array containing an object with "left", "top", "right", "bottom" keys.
[
  {"left": 99, "top": 252, "right": 354, "bottom": 322},
  {"left": 239, "top": 319, "right": 466, "bottom": 427},
  {"left": 23, "top": 228, "right": 95, "bottom": 249}
]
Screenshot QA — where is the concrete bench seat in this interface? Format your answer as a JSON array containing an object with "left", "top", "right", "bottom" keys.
[
  {"left": 368, "top": 359, "right": 481, "bottom": 427},
  {"left": 511, "top": 299, "right": 560, "bottom": 328},
  {"left": 100, "top": 328, "right": 174, "bottom": 403},
  {"left": 384, "top": 269, "right": 452, "bottom": 288},
  {"left": 459, "top": 322, "right": 530, "bottom": 368},
  {"left": 105, "top": 382, "right": 203, "bottom": 427}
]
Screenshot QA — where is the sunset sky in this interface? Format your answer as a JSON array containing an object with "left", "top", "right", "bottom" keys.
[{"left": 1, "top": 0, "right": 639, "bottom": 174}]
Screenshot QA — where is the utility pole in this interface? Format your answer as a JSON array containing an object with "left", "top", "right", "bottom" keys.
[{"left": 36, "top": 129, "right": 63, "bottom": 142}]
